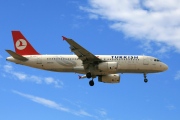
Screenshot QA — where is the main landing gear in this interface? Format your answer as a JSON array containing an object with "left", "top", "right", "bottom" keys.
[
  {"left": 86, "top": 72, "right": 94, "bottom": 86},
  {"left": 89, "top": 79, "right": 94, "bottom": 86},
  {"left": 86, "top": 72, "right": 92, "bottom": 78},
  {"left": 144, "top": 73, "right": 148, "bottom": 83}
]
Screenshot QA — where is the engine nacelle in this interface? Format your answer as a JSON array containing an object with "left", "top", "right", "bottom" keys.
[
  {"left": 98, "top": 74, "right": 120, "bottom": 83},
  {"left": 98, "top": 62, "right": 118, "bottom": 72}
]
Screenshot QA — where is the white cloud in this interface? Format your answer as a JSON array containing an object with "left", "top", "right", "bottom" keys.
[
  {"left": 97, "top": 109, "right": 107, "bottom": 116},
  {"left": 4, "top": 64, "right": 13, "bottom": 72},
  {"left": 174, "top": 71, "right": 180, "bottom": 80},
  {"left": 74, "top": 110, "right": 94, "bottom": 117},
  {"left": 30, "top": 75, "right": 42, "bottom": 84},
  {"left": 13, "top": 72, "right": 27, "bottom": 80},
  {"left": 4, "top": 64, "right": 27, "bottom": 80},
  {"left": 13, "top": 90, "right": 98, "bottom": 119},
  {"left": 139, "top": 41, "right": 153, "bottom": 54},
  {"left": 3, "top": 64, "right": 63, "bottom": 88},
  {"left": 89, "top": 14, "right": 99, "bottom": 19},
  {"left": 81, "top": 0, "right": 180, "bottom": 52},
  {"left": 13, "top": 90, "right": 69, "bottom": 112},
  {"left": 166, "top": 105, "right": 176, "bottom": 110},
  {"left": 44, "top": 77, "right": 63, "bottom": 88}
]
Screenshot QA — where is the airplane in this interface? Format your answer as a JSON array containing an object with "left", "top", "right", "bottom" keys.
[{"left": 6, "top": 31, "right": 168, "bottom": 86}]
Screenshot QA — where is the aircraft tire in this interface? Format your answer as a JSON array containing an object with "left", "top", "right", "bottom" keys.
[
  {"left": 89, "top": 80, "right": 94, "bottom": 86},
  {"left": 86, "top": 72, "right": 92, "bottom": 78},
  {"left": 144, "top": 79, "right": 148, "bottom": 83}
]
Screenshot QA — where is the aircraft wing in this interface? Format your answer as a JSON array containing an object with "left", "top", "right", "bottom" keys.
[{"left": 62, "top": 36, "right": 102, "bottom": 67}]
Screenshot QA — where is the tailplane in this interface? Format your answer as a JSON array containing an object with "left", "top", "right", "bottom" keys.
[
  {"left": 12, "top": 31, "right": 40, "bottom": 55},
  {"left": 6, "top": 50, "right": 28, "bottom": 61}
]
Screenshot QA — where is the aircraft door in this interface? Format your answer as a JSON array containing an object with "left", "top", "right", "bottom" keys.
[
  {"left": 37, "top": 57, "right": 42, "bottom": 64},
  {"left": 143, "top": 56, "right": 149, "bottom": 65}
]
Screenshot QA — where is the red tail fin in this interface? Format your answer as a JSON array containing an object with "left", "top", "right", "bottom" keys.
[{"left": 12, "top": 31, "right": 40, "bottom": 55}]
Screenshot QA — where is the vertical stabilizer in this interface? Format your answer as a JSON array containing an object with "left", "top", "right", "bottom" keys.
[{"left": 12, "top": 31, "right": 40, "bottom": 55}]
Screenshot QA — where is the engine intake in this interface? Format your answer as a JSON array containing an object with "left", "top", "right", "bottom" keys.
[{"left": 98, "top": 74, "right": 120, "bottom": 83}]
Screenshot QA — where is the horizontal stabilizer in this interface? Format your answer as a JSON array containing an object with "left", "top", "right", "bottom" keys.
[{"left": 6, "top": 50, "right": 28, "bottom": 61}]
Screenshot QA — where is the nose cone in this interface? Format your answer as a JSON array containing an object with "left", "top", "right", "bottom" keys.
[{"left": 163, "top": 63, "right": 168, "bottom": 71}]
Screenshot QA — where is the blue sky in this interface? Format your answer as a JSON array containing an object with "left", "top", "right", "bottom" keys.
[{"left": 0, "top": 0, "right": 180, "bottom": 120}]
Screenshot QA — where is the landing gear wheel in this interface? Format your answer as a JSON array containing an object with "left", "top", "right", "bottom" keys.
[
  {"left": 144, "top": 78, "right": 148, "bottom": 83},
  {"left": 86, "top": 72, "right": 92, "bottom": 79},
  {"left": 89, "top": 80, "right": 94, "bottom": 86},
  {"left": 143, "top": 73, "right": 148, "bottom": 83}
]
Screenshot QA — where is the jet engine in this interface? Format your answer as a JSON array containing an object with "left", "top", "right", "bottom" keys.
[
  {"left": 98, "top": 74, "right": 120, "bottom": 83},
  {"left": 98, "top": 62, "right": 118, "bottom": 72}
]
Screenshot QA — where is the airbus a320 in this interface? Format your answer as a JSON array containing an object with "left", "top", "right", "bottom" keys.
[{"left": 6, "top": 31, "right": 168, "bottom": 86}]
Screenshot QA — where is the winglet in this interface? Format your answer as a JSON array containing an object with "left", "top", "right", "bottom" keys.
[{"left": 62, "top": 36, "right": 68, "bottom": 40}]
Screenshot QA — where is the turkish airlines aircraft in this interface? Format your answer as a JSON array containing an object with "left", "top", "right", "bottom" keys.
[{"left": 6, "top": 31, "right": 168, "bottom": 86}]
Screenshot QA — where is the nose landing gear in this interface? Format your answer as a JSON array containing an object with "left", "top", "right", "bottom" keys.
[{"left": 144, "top": 73, "right": 148, "bottom": 83}]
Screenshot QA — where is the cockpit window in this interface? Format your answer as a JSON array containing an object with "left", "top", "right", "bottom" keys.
[{"left": 154, "top": 59, "right": 161, "bottom": 62}]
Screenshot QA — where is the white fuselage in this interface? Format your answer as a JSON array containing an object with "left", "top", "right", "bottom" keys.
[{"left": 6, "top": 55, "right": 168, "bottom": 75}]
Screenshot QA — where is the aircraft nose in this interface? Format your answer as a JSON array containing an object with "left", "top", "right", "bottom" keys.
[{"left": 163, "top": 63, "right": 168, "bottom": 71}]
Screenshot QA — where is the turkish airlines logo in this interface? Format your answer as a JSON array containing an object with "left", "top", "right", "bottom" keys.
[{"left": 16, "top": 39, "right": 27, "bottom": 50}]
